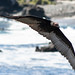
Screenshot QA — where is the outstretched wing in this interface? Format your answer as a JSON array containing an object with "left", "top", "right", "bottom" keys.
[
  {"left": 3, "top": 16, "right": 53, "bottom": 32},
  {"left": 2, "top": 16, "right": 75, "bottom": 69}
]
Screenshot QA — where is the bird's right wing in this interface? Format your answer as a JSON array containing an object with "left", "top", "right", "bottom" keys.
[{"left": 1, "top": 15, "right": 75, "bottom": 69}]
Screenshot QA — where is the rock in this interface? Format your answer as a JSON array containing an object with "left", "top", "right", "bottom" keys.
[
  {"left": 39, "top": 4, "right": 75, "bottom": 18},
  {"left": 22, "top": 5, "right": 50, "bottom": 19},
  {"left": 0, "top": 50, "right": 2, "bottom": 52},
  {"left": 36, "top": 0, "right": 42, "bottom": 5},
  {"left": 35, "top": 42, "right": 58, "bottom": 52},
  {"left": 0, "top": 0, "right": 22, "bottom": 16},
  {"left": 1, "top": 1, "right": 75, "bottom": 18}
]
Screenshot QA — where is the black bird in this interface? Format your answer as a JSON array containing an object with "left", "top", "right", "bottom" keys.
[{"left": 1, "top": 16, "right": 75, "bottom": 69}]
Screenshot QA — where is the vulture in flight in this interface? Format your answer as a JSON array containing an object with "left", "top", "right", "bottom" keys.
[{"left": 1, "top": 16, "right": 75, "bottom": 69}]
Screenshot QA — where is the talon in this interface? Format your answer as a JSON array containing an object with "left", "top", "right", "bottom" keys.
[
  {"left": 51, "top": 22, "right": 59, "bottom": 28},
  {"left": 53, "top": 22, "right": 59, "bottom": 28}
]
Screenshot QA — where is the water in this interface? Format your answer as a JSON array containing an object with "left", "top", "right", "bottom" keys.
[{"left": 0, "top": 17, "right": 75, "bottom": 75}]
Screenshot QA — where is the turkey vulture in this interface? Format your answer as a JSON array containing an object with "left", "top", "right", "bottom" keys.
[{"left": 1, "top": 16, "right": 75, "bottom": 69}]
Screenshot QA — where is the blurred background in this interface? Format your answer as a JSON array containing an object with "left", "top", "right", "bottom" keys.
[
  {"left": 0, "top": 0, "right": 75, "bottom": 19},
  {"left": 0, "top": 0, "right": 75, "bottom": 75}
]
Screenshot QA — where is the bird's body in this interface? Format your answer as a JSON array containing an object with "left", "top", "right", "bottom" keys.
[{"left": 1, "top": 15, "right": 75, "bottom": 70}]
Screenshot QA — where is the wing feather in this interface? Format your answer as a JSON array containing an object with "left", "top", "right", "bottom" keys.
[
  {"left": 49, "top": 31, "right": 75, "bottom": 69},
  {"left": 2, "top": 16, "right": 52, "bottom": 32}
]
